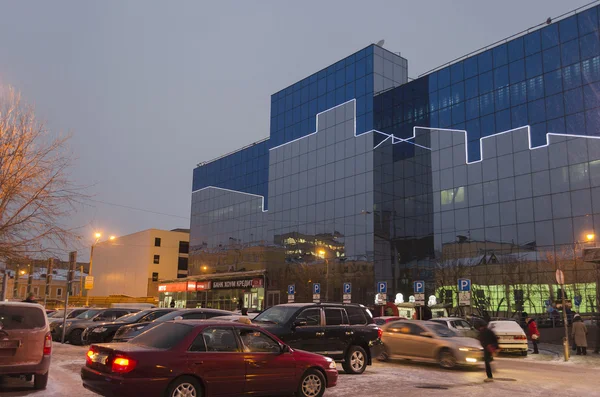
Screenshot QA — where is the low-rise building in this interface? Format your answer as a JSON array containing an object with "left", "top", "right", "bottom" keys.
[{"left": 91, "top": 228, "right": 189, "bottom": 298}]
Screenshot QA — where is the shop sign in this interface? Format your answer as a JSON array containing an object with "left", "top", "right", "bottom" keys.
[
  {"left": 212, "top": 279, "right": 257, "bottom": 289},
  {"left": 252, "top": 278, "right": 264, "bottom": 288},
  {"left": 158, "top": 282, "right": 187, "bottom": 292},
  {"left": 196, "top": 281, "right": 211, "bottom": 290},
  {"left": 187, "top": 282, "right": 197, "bottom": 291}
]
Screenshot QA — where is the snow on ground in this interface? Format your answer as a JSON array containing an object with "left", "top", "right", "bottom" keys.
[{"left": 2, "top": 343, "right": 600, "bottom": 396}]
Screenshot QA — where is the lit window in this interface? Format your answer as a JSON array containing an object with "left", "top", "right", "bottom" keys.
[{"left": 441, "top": 187, "right": 465, "bottom": 205}]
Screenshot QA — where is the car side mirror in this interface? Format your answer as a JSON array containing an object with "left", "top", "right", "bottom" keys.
[
  {"left": 280, "top": 344, "right": 290, "bottom": 354},
  {"left": 420, "top": 331, "right": 434, "bottom": 338},
  {"left": 174, "top": 316, "right": 183, "bottom": 321},
  {"left": 293, "top": 320, "right": 308, "bottom": 328}
]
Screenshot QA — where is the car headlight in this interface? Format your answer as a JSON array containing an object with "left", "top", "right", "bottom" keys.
[
  {"left": 459, "top": 347, "right": 481, "bottom": 352},
  {"left": 92, "top": 327, "right": 107, "bottom": 333},
  {"left": 65, "top": 322, "right": 72, "bottom": 328},
  {"left": 329, "top": 361, "right": 337, "bottom": 369}
]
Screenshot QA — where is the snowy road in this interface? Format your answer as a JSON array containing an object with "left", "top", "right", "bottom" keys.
[{"left": 1, "top": 343, "right": 599, "bottom": 396}]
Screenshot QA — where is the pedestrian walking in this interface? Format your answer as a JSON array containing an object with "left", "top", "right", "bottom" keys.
[
  {"left": 478, "top": 322, "right": 499, "bottom": 382},
  {"left": 22, "top": 292, "right": 36, "bottom": 303},
  {"left": 170, "top": 300, "right": 175, "bottom": 308},
  {"left": 526, "top": 316, "right": 540, "bottom": 354},
  {"left": 572, "top": 314, "right": 588, "bottom": 355}
]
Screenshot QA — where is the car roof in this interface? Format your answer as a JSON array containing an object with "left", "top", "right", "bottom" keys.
[
  {"left": 176, "top": 319, "right": 261, "bottom": 328},
  {"left": 271, "top": 303, "right": 365, "bottom": 308},
  {"left": 433, "top": 317, "right": 464, "bottom": 321},
  {"left": 0, "top": 302, "right": 45, "bottom": 309}
]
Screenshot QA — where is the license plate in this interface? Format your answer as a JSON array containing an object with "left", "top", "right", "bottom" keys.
[
  {"left": 90, "top": 352, "right": 109, "bottom": 364},
  {"left": 0, "top": 340, "right": 20, "bottom": 349}
]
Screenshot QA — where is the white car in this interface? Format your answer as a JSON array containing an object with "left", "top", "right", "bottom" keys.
[
  {"left": 430, "top": 317, "right": 478, "bottom": 338},
  {"left": 488, "top": 320, "right": 528, "bottom": 356}
]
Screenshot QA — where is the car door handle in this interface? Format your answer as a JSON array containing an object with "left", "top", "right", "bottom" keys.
[{"left": 316, "top": 332, "right": 324, "bottom": 336}]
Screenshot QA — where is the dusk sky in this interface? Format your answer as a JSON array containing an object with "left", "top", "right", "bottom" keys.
[{"left": 0, "top": 0, "right": 588, "bottom": 257}]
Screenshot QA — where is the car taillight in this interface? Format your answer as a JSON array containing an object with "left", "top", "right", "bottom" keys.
[
  {"left": 86, "top": 348, "right": 95, "bottom": 365},
  {"left": 111, "top": 356, "right": 137, "bottom": 374},
  {"left": 43, "top": 332, "right": 52, "bottom": 356},
  {"left": 377, "top": 327, "right": 383, "bottom": 340},
  {"left": 514, "top": 335, "right": 527, "bottom": 340}
]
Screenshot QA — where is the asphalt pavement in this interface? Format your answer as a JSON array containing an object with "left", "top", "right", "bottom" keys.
[{"left": 1, "top": 343, "right": 599, "bottom": 396}]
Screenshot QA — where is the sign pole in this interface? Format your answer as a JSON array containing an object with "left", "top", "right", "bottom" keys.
[{"left": 61, "top": 252, "right": 76, "bottom": 344}]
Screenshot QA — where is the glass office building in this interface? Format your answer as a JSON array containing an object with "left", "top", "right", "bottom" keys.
[{"left": 190, "top": 5, "right": 600, "bottom": 315}]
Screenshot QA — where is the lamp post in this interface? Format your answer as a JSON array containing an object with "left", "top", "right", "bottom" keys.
[{"left": 86, "top": 233, "right": 115, "bottom": 306}]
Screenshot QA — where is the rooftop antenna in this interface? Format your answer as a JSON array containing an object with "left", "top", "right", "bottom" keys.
[{"left": 376, "top": 39, "right": 385, "bottom": 47}]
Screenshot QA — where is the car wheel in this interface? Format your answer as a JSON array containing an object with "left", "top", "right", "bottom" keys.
[
  {"left": 438, "top": 349, "right": 457, "bottom": 369},
  {"left": 166, "top": 376, "right": 202, "bottom": 397},
  {"left": 34, "top": 372, "right": 48, "bottom": 390},
  {"left": 69, "top": 329, "right": 83, "bottom": 345},
  {"left": 296, "top": 369, "right": 325, "bottom": 397},
  {"left": 342, "top": 345, "right": 367, "bottom": 374}
]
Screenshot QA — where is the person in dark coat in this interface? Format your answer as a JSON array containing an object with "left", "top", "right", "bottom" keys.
[
  {"left": 23, "top": 293, "right": 36, "bottom": 303},
  {"left": 526, "top": 317, "right": 540, "bottom": 354},
  {"left": 170, "top": 300, "right": 175, "bottom": 308},
  {"left": 478, "top": 322, "right": 499, "bottom": 382}
]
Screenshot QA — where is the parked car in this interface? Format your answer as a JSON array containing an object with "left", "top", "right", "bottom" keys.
[
  {"left": 378, "top": 320, "right": 483, "bottom": 369},
  {"left": 373, "top": 316, "right": 405, "bottom": 326},
  {"left": 82, "top": 320, "right": 338, "bottom": 397},
  {"left": 112, "top": 308, "right": 232, "bottom": 342},
  {"left": 45, "top": 309, "right": 57, "bottom": 317},
  {"left": 83, "top": 308, "right": 178, "bottom": 344},
  {"left": 0, "top": 302, "right": 52, "bottom": 390},
  {"left": 47, "top": 308, "right": 90, "bottom": 324},
  {"left": 488, "top": 320, "right": 528, "bottom": 356},
  {"left": 252, "top": 303, "right": 382, "bottom": 374},
  {"left": 50, "top": 308, "right": 139, "bottom": 344},
  {"left": 430, "top": 317, "right": 479, "bottom": 338}
]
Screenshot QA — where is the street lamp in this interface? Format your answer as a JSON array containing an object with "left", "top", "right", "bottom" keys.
[
  {"left": 319, "top": 250, "right": 330, "bottom": 302},
  {"left": 587, "top": 233, "right": 595, "bottom": 242}
]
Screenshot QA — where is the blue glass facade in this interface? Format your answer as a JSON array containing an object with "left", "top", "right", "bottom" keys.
[
  {"left": 375, "top": 7, "right": 600, "bottom": 163},
  {"left": 190, "top": 5, "right": 600, "bottom": 313}
]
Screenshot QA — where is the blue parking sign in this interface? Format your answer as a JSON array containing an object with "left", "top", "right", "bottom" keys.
[
  {"left": 377, "top": 282, "right": 387, "bottom": 294},
  {"left": 288, "top": 284, "right": 295, "bottom": 295},
  {"left": 313, "top": 283, "right": 320, "bottom": 294},
  {"left": 343, "top": 282, "right": 352, "bottom": 294},
  {"left": 458, "top": 279, "right": 471, "bottom": 292},
  {"left": 413, "top": 281, "right": 424, "bottom": 293}
]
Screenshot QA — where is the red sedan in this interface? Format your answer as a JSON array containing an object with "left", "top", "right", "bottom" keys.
[{"left": 81, "top": 320, "right": 338, "bottom": 397}]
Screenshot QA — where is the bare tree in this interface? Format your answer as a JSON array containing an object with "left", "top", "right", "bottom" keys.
[{"left": 0, "top": 88, "right": 82, "bottom": 260}]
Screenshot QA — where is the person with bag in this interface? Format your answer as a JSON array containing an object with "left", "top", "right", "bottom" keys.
[
  {"left": 526, "top": 316, "right": 540, "bottom": 354},
  {"left": 478, "top": 322, "right": 499, "bottom": 382},
  {"left": 572, "top": 314, "right": 588, "bottom": 355}
]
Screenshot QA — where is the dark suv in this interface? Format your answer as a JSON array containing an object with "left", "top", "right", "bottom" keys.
[{"left": 253, "top": 303, "right": 383, "bottom": 374}]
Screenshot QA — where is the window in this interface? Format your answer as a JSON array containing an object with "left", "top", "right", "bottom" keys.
[
  {"left": 441, "top": 187, "right": 465, "bottom": 205},
  {"left": 296, "top": 308, "right": 321, "bottom": 326},
  {"left": 0, "top": 306, "right": 45, "bottom": 330},
  {"left": 452, "top": 320, "right": 472, "bottom": 329},
  {"left": 189, "top": 333, "right": 207, "bottom": 352},
  {"left": 345, "top": 306, "right": 367, "bottom": 325},
  {"left": 155, "top": 237, "right": 161, "bottom": 247},
  {"left": 203, "top": 328, "right": 240, "bottom": 352},
  {"left": 324, "top": 308, "right": 347, "bottom": 326},
  {"left": 238, "top": 329, "right": 281, "bottom": 353},
  {"left": 131, "top": 323, "right": 194, "bottom": 349},
  {"left": 178, "top": 257, "right": 188, "bottom": 271},
  {"left": 56, "top": 288, "right": 63, "bottom": 297},
  {"left": 183, "top": 312, "right": 206, "bottom": 320},
  {"left": 153, "top": 255, "right": 160, "bottom": 264},
  {"left": 33, "top": 287, "right": 39, "bottom": 296},
  {"left": 390, "top": 322, "right": 424, "bottom": 335},
  {"left": 179, "top": 241, "right": 189, "bottom": 254}
]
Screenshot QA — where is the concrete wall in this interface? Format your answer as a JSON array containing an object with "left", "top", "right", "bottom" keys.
[{"left": 91, "top": 229, "right": 189, "bottom": 297}]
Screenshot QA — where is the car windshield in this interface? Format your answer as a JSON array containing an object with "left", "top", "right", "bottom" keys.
[
  {"left": 115, "top": 310, "right": 151, "bottom": 323},
  {"left": 48, "top": 310, "right": 63, "bottom": 318},
  {"left": 428, "top": 323, "right": 457, "bottom": 337},
  {"left": 155, "top": 310, "right": 188, "bottom": 323},
  {"left": 76, "top": 309, "right": 102, "bottom": 320},
  {"left": 130, "top": 322, "right": 194, "bottom": 349},
  {"left": 253, "top": 306, "right": 299, "bottom": 325}
]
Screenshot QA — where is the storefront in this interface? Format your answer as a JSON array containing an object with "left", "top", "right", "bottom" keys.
[{"left": 157, "top": 270, "right": 267, "bottom": 311}]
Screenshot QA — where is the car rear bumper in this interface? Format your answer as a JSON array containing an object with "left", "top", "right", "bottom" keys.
[
  {"left": 325, "top": 368, "right": 338, "bottom": 387},
  {"left": 0, "top": 355, "right": 51, "bottom": 375},
  {"left": 369, "top": 340, "right": 385, "bottom": 363},
  {"left": 81, "top": 366, "right": 169, "bottom": 397},
  {"left": 498, "top": 343, "right": 528, "bottom": 352}
]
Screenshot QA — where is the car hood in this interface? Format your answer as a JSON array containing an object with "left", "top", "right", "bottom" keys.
[
  {"left": 446, "top": 336, "right": 482, "bottom": 349},
  {"left": 291, "top": 348, "right": 334, "bottom": 364}
]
